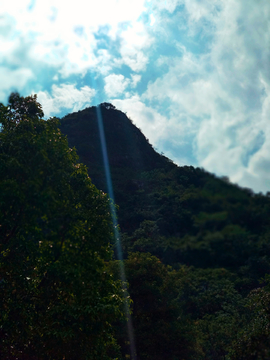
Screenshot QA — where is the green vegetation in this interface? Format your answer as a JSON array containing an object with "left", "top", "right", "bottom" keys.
[
  {"left": 0, "top": 94, "right": 124, "bottom": 359},
  {"left": 1, "top": 95, "right": 270, "bottom": 359},
  {"left": 60, "top": 104, "right": 270, "bottom": 359}
]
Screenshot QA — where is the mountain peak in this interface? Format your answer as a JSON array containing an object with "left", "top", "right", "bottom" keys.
[
  {"left": 60, "top": 104, "right": 174, "bottom": 176},
  {"left": 99, "top": 102, "right": 116, "bottom": 110}
]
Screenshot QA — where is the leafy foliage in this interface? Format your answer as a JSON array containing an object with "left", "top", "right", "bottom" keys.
[
  {"left": 2, "top": 96, "right": 270, "bottom": 359},
  {"left": 60, "top": 104, "right": 270, "bottom": 359},
  {"left": 228, "top": 275, "right": 270, "bottom": 359},
  {"left": 0, "top": 94, "right": 124, "bottom": 359}
]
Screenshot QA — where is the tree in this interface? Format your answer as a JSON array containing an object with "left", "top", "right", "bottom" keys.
[
  {"left": 111, "top": 252, "right": 201, "bottom": 360},
  {"left": 228, "top": 275, "right": 270, "bottom": 360},
  {"left": 0, "top": 93, "right": 124, "bottom": 359},
  {"left": 175, "top": 267, "right": 246, "bottom": 359}
]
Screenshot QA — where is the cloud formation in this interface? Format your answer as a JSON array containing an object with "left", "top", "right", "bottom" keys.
[
  {"left": 37, "top": 84, "right": 95, "bottom": 118},
  {"left": 1, "top": 0, "right": 149, "bottom": 77},
  {"left": 140, "top": 0, "right": 270, "bottom": 192},
  {"left": 0, "top": 67, "right": 34, "bottom": 101},
  {"left": 104, "top": 74, "right": 130, "bottom": 98},
  {"left": 1, "top": 0, "right": 270, "bottom": 193}
]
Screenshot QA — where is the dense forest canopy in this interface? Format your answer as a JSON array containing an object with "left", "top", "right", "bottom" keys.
[
  {"left": 1, "top": 94, "right": 270, "bottom": 359},
  {"left": 60, "top": 103, "right": 270, "bottom": 359},
  {"left": 0, "top": 94, "right": 125, "bottom": 359}
]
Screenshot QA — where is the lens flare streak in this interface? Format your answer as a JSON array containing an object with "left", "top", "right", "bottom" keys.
[{"left": 95, "top": 105, "right": 137, "bottom": 360}]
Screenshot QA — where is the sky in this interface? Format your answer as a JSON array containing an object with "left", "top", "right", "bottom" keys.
[{"left": 1, "top": 0, "right": 270, "bottom": 193}]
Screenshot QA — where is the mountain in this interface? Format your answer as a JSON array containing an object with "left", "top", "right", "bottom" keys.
[
  {"left": 60, "top": 103, "right": 270, "bottom": 272},
  {"left": 3, "top": 94, "right": 270, "bottom": 360},
  {"left": 60, "top": 103, "right": 175, "bottom": 232},
  {"left": 60, "top": 104, "right": 270, "bottom": 359}
]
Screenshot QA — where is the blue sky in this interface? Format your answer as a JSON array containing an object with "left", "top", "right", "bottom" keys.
[{"left": 1, "top": 0, "right": 270, "bottom": 193}]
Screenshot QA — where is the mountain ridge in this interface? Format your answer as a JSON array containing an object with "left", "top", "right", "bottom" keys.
[
  {"left": 59, "top": 104, "right": 270, "bottom": 269},
  {"left": 59, "top": 103, "right": 270, "bottom": 358}
]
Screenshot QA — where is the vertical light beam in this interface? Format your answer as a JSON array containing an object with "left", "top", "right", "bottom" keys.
[{"left": 95, "top": 104, "right": 137, "bottom": 360}]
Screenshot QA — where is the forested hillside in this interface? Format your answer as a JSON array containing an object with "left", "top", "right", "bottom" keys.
[
  {"left": 1, "top": 94, "right": 270, "bottom": 359},
  {"left": 60, "top": 103, "right": 270, "bottom": 359},
  {"left": 0, "top": 95, "right": 125, "bottom": 359}
]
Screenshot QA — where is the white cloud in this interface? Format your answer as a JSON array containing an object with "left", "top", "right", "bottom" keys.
[
  {"left": 0, "top": 0, "right": 149, "bottom": 77},
  {"left": 95, "top": 49, "right": 113, "bottom": 76},
  {"left": 118, "top": 50, "right": 149, "bottom": 72},
  {"left": 115, "top": 22, "right": 153, "bottom": 72},
  {"left": 112, "top": 95, "right": 168, "bottom": 145},
  {"left": 149, "top": 14, "right": 156, "bottom": 26},
  {"left": 104, "top": 74, "right": 130, "bottom": 98},
  {"left": 2, "top": 0, "right": 270, "bottom": 193},
  {"left": 151, "top": 0, "right": 182, "bottom": 14},
  {"left": 36, "top": 84, "right": 95, "bottom": 117},
  {"left": 142, "top": 0, "right": 270, "bottom": 192},
  {"left": 184, "top": 0, "right": 221, "bottom": 23},
  {"left": 131, "top": 74, "right": 142, "bottom": 87},
  {"left": 104, "top": 73, "right": 142, "bottom": 98},
  {"left": 0, "top": 67, "right": 34, "bottom": 101}
]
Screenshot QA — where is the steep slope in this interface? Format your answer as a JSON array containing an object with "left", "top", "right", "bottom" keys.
[
  {"left": 60, "top": 103, "right": 172, "bottom": 176},
  {"left": 60, "top": 104, "right": 270, "bottom": 273},
  {"left": 60, "top": 103, "right": 175, "bottom": 231},
  {"left": 60, "top": 103, "right": 270, "bottom": 360}
]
